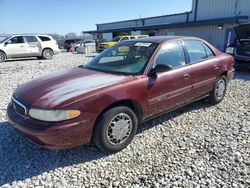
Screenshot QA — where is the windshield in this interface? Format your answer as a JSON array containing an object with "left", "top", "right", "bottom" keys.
[
  {"left": 112, "top": 36, "right": 122, "bottom": 42},
  {"left": 0, "top": 36, "right": 9, "bottom": 43},
  {"left": 85, "top": 41, "right": 159, "bottom": 75}
]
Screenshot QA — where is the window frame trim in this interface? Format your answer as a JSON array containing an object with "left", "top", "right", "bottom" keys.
[
  {"left": 24, "top": 36, "right": 39, "bottom": 43},
  {"left": 152, "top": 40, "right": 189, "bottom": 71},
  {"left": 183, "top": 39, "right": 216, "bottom": 65},
  {"left": 6, "top": 36, "right": 25, "bottom": 44}
]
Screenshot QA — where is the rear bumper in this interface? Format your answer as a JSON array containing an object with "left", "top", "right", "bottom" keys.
[
  {"left": 227, "top": 69, "right": 235, "bottom": 82},
  {"left": 53, "top": 48, "right": 60, "bottom": 55},
  {"left": 7, "top": 103, "right": 93, "bottom": 150}
]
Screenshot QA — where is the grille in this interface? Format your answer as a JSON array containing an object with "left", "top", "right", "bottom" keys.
[
  {"left": 236, "top": 46, "right": 250, "bottom": 57},
  {"left": 12, "top": 97, "right": 27, "bottom": 116}
]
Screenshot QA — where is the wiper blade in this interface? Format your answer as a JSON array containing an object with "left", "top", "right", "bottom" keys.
[{"left": 79, "top": 65, "right": 85, "bottom": 69}]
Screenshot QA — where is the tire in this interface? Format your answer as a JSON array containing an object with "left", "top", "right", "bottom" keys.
[
  {"left": 0, "top": 51, "right": 6, "bottom": 62},
  {"left": 208, "top": 75, "right": 227, "bottom": 104},
  {"left": 42, "top": 48, "right": 54, "bottom": 59},
  {"left": 93, "top": 106, "right": 138, "bottom": 153}
]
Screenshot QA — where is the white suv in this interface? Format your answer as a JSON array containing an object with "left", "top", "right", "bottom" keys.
[{"left": 0, "top": 35, "right": 60, "bottom": 62}]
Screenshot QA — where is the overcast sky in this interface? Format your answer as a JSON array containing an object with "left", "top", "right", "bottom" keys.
[{"left": 0, "top": 0, "right": 192, "bottom": 35}]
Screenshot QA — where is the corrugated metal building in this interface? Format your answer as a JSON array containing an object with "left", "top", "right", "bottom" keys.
[{"left": 83, "top": 0, "right": 250, "bottom": 51}]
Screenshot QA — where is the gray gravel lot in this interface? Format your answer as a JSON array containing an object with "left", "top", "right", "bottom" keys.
[{"left": 0, "top": 53, "right": 249, "bottom": 187}]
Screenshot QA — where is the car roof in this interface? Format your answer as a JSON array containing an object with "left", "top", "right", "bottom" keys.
[{"left": 132, "top": 36, "right": 201, "bottom": 43}]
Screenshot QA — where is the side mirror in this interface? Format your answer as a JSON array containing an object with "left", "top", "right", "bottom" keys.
[{"left": 149, "top": 64, "right": 172, "bottom": 76}]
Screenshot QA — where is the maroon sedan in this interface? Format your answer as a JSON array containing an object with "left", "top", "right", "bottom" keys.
[{"left": 7, "top": 36, "right": 234, "bottom": 152}]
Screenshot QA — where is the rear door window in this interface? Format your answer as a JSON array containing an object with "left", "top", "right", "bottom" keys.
[
  {"left": 24, "top": 36, "right": 38, "bottom": 43},
  {"left": 203, "top": 43, "right": 215, "bottom": 58},
  {"left": 38, "top": 36, "right": 51, "bottom": 41},
  {"left": 184, "top": 40, "right": 208, "bottom": 63}
]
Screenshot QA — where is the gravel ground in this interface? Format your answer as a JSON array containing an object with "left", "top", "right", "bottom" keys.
[{"left": 0, "top": 53, "right": 249, "bottom": 187}]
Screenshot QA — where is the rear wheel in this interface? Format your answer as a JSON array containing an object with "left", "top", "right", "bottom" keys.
[
  {"left": 42, "top": 48, "right": 54, "bottom": 59},
  {"left": 93, "top": 106, "right": 138, "bottom": 153},
  {"left": 0, "top": 51, "right": 6, "bottom": 62},
  {"left": 208, "top": 75, "right": 227, "bottom": 104}
]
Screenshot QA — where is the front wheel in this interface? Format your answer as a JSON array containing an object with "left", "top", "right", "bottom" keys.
[
  {"left": 93, "top": 106, "right": 138, "bottom": 153},
  {"left": 0, "top": 51, "right": 6, "bottom": 62},
  {"left": 208, "top": 75, "right": 227, "bottom": 104},
  {"left": 42, "top": 48, "right": 54, "bottom": 59}
]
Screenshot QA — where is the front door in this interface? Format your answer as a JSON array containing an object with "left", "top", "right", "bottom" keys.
[
  {"left": 4, "top": 36, "right": 27, "bottom": 57},
  {"left": 146, "top": 41, "right": 192, "bottom": 118}
]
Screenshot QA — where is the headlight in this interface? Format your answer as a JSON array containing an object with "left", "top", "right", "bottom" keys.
[
  {"left": 226, "top": 47, "right": 234, "bottom": 54},
  {"left": 29, "top": 109, "right": 81, "bottom": 122}
]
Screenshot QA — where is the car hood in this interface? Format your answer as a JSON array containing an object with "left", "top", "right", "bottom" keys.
[
  {"left": 234, "top": 24, "right": 250, "bottom": 40},
  {"left": 13, "top": 67, "right": 131, "bottom": 108},
  {"left": 100, "top": 42, "right": 117, "bottom": 46}
]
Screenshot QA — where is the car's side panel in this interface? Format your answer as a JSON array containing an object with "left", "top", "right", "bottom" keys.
[
  {"left": 4, "top": 37, "right": 27, "bottom": 58},
  {"left": 25, "top": 36, "right": 42, "bottom": 56},
  {"left": 189, "top": 57, "right": 220, "bottom": 100},
  {"left": 145, "top": 66, "right": 192, "bottom": 118}
]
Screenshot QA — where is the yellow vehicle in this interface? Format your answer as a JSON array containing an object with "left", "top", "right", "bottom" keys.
[{"left": 98, "top": 35, "right": 148, "bottom": 52}]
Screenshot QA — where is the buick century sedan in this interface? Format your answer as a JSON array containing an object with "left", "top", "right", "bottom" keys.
[{"left": 7, "top": 36, "right": 234, "bottom": 152}]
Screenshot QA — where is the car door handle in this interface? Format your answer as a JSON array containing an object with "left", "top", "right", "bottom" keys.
[
  {"left": 20, "top": 45, "right": 25, "bottom": 47},
  {"left": 183, "top": 74, "right": 190, "bottom": 80},
  {"left": 212, "top": 65, "right": 219, "bottom": 69}
]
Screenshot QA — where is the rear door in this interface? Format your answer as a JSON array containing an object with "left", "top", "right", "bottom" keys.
[
  {"left": 24, "top": 36, "right": 41, "bottom": 56},
  {"left": 146, "top": 41, "right": 192, "bottom": 117},
  {"left": 183, "top": 40, "right": 220, "bottom": 100},
  {"left": 4, "top": 36, "right": 27, "bottom": 57}
]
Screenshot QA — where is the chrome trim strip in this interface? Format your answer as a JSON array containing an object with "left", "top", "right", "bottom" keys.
[{"left": 12, "top": 97, "right": 27, "bottom": 115}]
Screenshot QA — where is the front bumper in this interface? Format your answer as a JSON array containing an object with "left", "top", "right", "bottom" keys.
[{"left": 7, "top": 103, "right": 93, "bottom": 150}]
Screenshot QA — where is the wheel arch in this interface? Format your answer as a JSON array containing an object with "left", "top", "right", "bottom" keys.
[
  {"left": 42, "top": 47, "right": 54, "bottom": 54},
  {"left": 91, "top": 99, "right": 143, "bottom": 140},
  {"left": 97, "top": 99, "right": 143, "bottom": 122},
  {"left": 220, "top": 71, "right": 227, "bottom": 77},
  {"left": 0, "top": 50, "right": 7, "bottom": 59}
]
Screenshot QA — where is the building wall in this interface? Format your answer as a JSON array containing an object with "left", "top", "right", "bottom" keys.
[
  {"left": 196, "top": 0, "right": 250, "bottom": 21},
  {"left": 157, "top": 23, "right": 236, "bottom": 51},
  {"left": 97, "top": 0, "right": 250, "bottom": 50},
  {"left": 97, "top": 0, "right": 250, "bottom": 31},
  {"left": 102, "top": 33, "right": 113, "bottom": 41}
]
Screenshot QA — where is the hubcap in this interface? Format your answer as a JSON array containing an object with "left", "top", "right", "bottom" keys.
[
  {"left": 106, "top": 113, "right": 132, "bottom": 145},
  {"left": 215, "top": 79, "right": 226, "bottom": 99},
  {"left": 43, "top": 49, "right": 53, "bottom": 59},
  {"left": 0, "top": 52, "right": 5, "bottom": 62}
]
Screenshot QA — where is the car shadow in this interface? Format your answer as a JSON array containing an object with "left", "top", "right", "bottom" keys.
[
  {"left": 4, "top": 58, "right": 40, "bottom": 63},
  {"left": 0, "top": 100, "right": 212, "bottom": 185},
  {"left": 0, "top": 122, "right": 106, "bottom": 185},
  {"left": 138, "top": 100, "right": 212, "bottom": 133}
]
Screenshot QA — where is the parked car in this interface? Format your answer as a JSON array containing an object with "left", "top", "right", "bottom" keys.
[
  {"left": 0, "top": 35, "right": 60, "bottom": 62},
  {"left": 76, "top": 40, "right": 96, "bottom": 53},
  {"left": 98, "top": 35, "right": 149, "bottom": 52},
  {"left": 7, "top": 36, "right": 234, "bottom": 153},
  {"left": 64, "top": 39, "right": 82, "bottom": 52},
  {"left": 226, "top": 23, "right": 250, "bottom": 69},
  {"left": 73, "top": 40, "right": 95, "bottom": 51}
]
